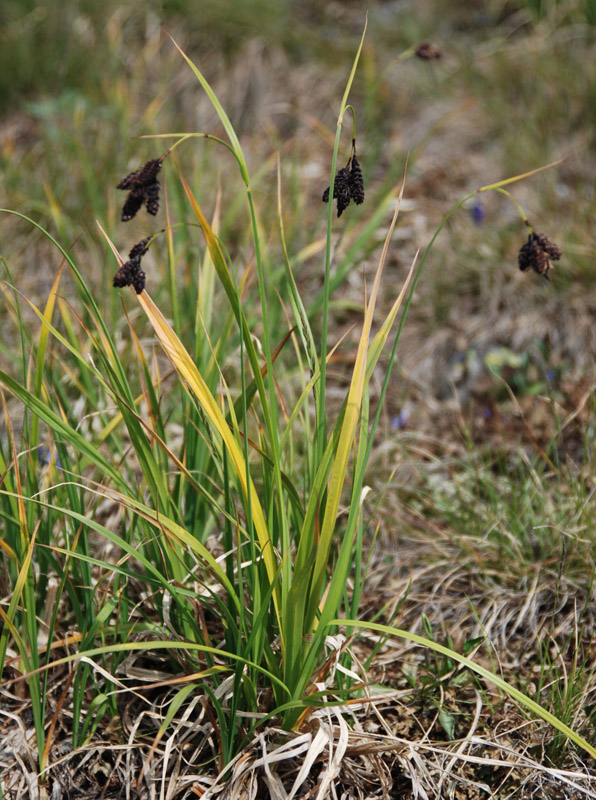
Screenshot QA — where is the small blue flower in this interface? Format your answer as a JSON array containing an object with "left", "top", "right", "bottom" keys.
[
  {"left": 471, "top": 201, "right": 485, "bottom": 226},
  {"left": 38, "top": 446, "right": 62, "bottom": 469},
  {"left": 391, "top": 405, "right": 412, "bottom": 429}
]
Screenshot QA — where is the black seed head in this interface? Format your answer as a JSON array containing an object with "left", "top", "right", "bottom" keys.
[
  {"left": 117, "top": 158, "right": 164, "bottom": 221},
  {"left": 323, "top": 164, "right": 353, "bottom": 216},
  {"left": 415, "top": 41, "right": 442, "bottom": 60},
  {"left": 132, "top": 269, "right": 146, "bottom": 294},
  {"left": 121, "top": 192, "right": 144, "bottom": 223},
  {"left": 322, "top": 165, "right": 350, "bottom": 201},
  {"left": 532, "top": 247, "right": 550, "bottom": 279},
  {"left": 518, "top": 233, "right": 556, "bottom": 280},
  {"left": 349, "top": 154, "right": 365, "bottom": 205},
  {"left": 113, "top": 236, "right": 154, "bottom": 292},
  {"left": 144, "top": 183, "right": 160, "bottom": 216},
  {"left": 113, "top": 260, "right": 137, "bottom": 288},
  {"left": 532, "top": 231, "right": 562, "bottom": 261},
  {"left": 128, "top": 237, "right": 151, "bottom": 261},
  {"left": 116, "top": 171, "right": 137, "bottom": 191},
  {"left": 518, "top": 237, "right": 534, "bottom": 272},
  {"left": 135, "top": 158, "right": 162, "bottom": 186},
  {"left": 116, "top": 158, "right": 162, "bottom": 192},
  {"left": 336, "top": 181, "right": 352, "bottom": 218}
]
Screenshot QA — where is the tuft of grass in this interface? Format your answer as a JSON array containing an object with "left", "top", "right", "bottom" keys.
[{"left": 1, "top": 7, "right": 596, "bottom": 796}]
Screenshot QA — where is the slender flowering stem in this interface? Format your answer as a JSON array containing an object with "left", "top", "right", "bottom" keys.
[{"left": 494, "top": 187, "right": 529, "bottom": 223}]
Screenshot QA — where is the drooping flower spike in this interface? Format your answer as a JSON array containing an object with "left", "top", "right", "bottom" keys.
[
  {"left": 322, "top": 139, "right": 365, "bottom": 218},
  {"left": 518, "top": 230, "right": 562, "bottom": 281},
  {"left": 116, "top": 154, "right": 168, "bottom": 222},
  {"left": 113, "top": 236, "right": 153, "bottom": 294}
]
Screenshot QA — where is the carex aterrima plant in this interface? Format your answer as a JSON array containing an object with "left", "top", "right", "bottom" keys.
[{"left": 1, "top": 20, "right": 595, "bottom": 785}]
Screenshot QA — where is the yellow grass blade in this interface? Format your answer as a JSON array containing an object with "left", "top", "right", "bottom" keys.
[
  {"left": 479, "top": 158, "right": 564, "bottom": 192},
  {"left": 167, "top": 36, "right": 249, "bottom": 184},
  {"left": 31, "top": 263, "right": 64, "bottom": 450},
  {"left": 137, "top": 291, "right": 281, "bottom": 628},
  {"left": 306, "top": 172, "right": 407, "bottom": 623}
]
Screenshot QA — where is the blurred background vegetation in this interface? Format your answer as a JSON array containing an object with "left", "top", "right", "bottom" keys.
[{"left": 1, "top": 0, "right": 595, "bottom": 510}]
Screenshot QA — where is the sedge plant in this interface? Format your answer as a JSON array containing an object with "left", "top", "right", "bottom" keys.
[{"left": 1, "top": 23, "right": 595, "bottom": 785}]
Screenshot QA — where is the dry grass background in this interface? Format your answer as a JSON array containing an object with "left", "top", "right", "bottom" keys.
[{"left": 1, "top": 0, "right": 595, "bottom": 797}]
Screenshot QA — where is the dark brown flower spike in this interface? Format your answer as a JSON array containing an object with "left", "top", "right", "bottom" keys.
[
  {"left": 532, "top": 231, "right": 562, "bottom": 261},
  {"left": 518, "top": 230, "right": 562, "bottom": 281},
  {"left": 113, "top": 261, "right": 138, "bottom": 289},
  {"left": 349, "top": 154, "right": 365, "bottom": 205},
  {"left": 127, "top": 237, "right": 151, "bottom": 260},
  {"left": 132, "top": 270, "right": 146, "bottom": 294},
  {"left": 323, "top": 164, "right": 351, "bottom": 217},
  {"left": 113, "top": 236, "right": 155, "bottom": 294},
  {"left": 144, "top": 183, "right": 160, "bottom": 217},
  {"left": 116, "top": 158, "right": 162, "bottom": 192},
  {"left": 120, "top": 192, "right": 144, "bottom": 223},
  {"left": 415, "top": 41, "right": 442, "bottom": 60},
  {"left": 117, "top": 155, "right": 167, "bottom": 222},
  {"left": 322, "top": 142, "right": 365, "bottom": 218}
]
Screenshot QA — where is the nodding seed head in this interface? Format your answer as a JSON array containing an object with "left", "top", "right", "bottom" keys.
[
  {"left": 116, "top": 158, "right": 162, "bottom": 192},
  {"left": 323, "top": 158, "right": 364, "bottom": 217},
  {"left": 415, "top": 41, "right": 442, "bottom": 60},
  {"left": 518, "top": 231, "right": 561, "bottom": 281},
  {"left": 322, "top": 165, "right": 350, "bottom": 201},
  {"left": 117, "top": 157, "right": 164, "bottom": 222},
  {"left": 113, "top": 237, "right": 153, "bottom": 292},
  {"left": 113, "top": 261, "right": 138, "bottom": 289}
]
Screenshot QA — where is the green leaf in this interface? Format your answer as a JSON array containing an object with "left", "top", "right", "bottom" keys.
[
  {"left": 463, "top": 637, "right": 485, "bottom": 655},
  {"left": 438, "top": 708, "right": 456, "bottom": 739},
  {"left": 421, "top": 613, "right": 434, "bottom": 641},
  {"left": 331, "top": 617, "right": 596, "bottom": 762}
]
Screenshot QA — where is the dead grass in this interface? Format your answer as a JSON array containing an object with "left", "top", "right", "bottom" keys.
[{"left": 1, "top": 520, "right": 595, "bottom": 798}]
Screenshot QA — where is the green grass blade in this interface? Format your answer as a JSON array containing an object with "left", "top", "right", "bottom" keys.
[
  {"left": 318, "top": 15, "right": 368, "bottom": 462},
  {"left": 167, "top": 38, "right": 249, "bottom": 185},
  {"left": 0, "top": 370, "right": 124, "bottom": 489},
  {"left": 332, "top": 618, "right": 596, "bottom": 762}
]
